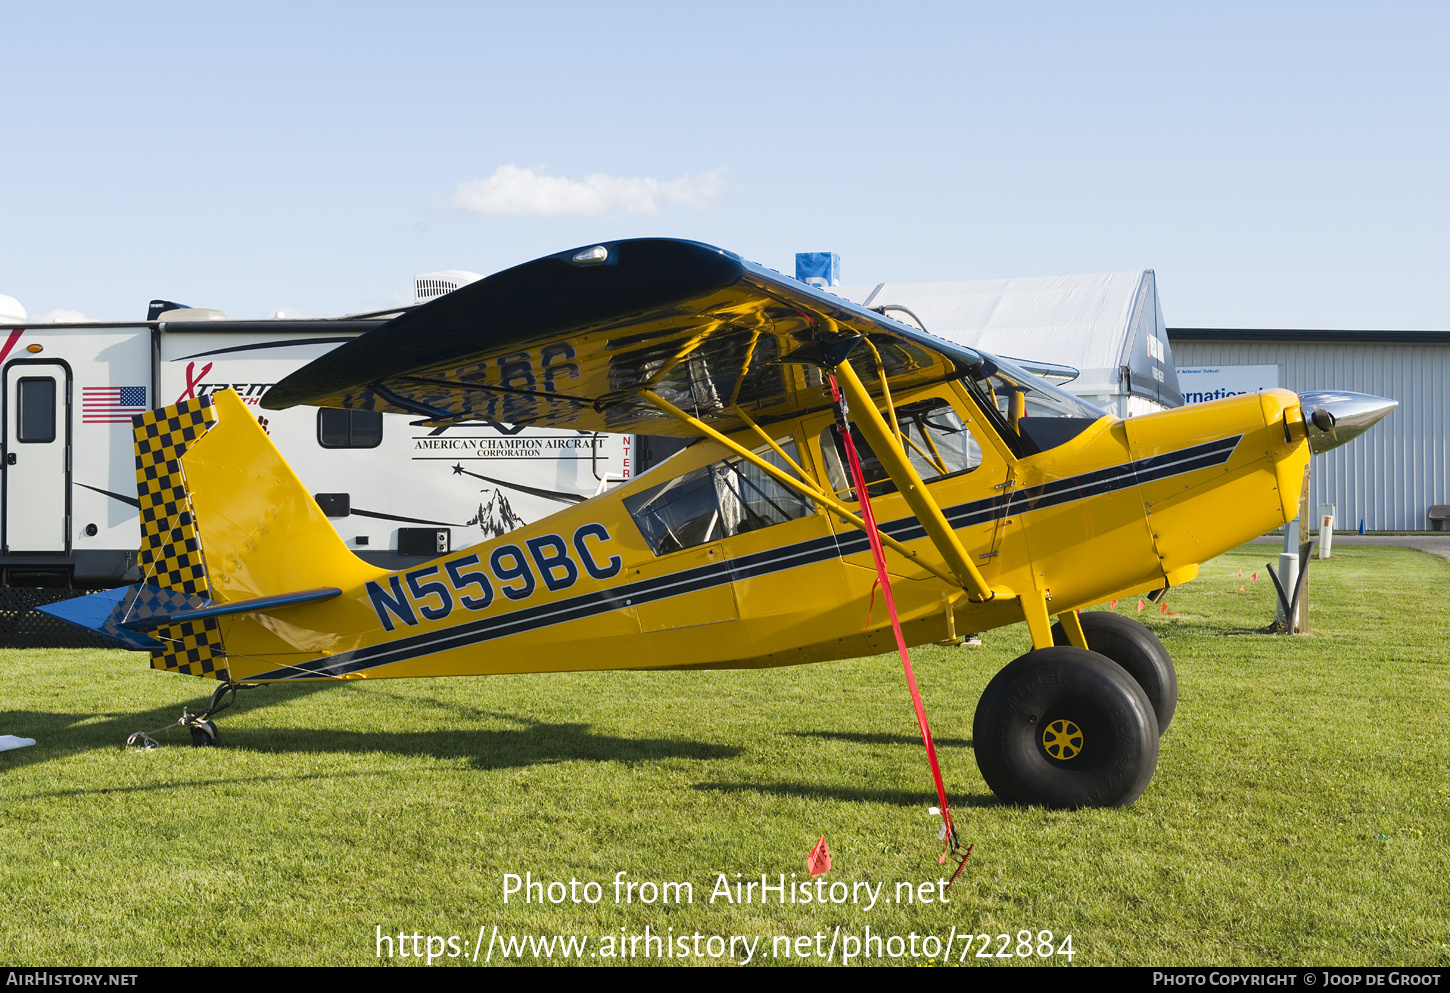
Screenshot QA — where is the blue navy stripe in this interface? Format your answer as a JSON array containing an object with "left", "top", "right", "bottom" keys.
[{"left": 247, "top": 434, "right": 1241, "bottom": 680}]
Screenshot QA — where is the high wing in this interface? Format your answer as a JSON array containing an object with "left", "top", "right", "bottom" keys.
[{"left": 262, "top": 238, "right": 988, "bottom": 436}]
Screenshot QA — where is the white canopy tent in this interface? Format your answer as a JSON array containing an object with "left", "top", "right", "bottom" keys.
[{"left": 833, "top": 270, "right": 1183, "bottom": 417}]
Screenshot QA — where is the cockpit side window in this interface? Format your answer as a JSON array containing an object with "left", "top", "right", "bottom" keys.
[
  {"left": 961, "top": 355, "right": 1105, "bottom": 456},
  {"left": 818, "top": 397, "right": 983, "bottom": 502},
  {"left": 624, "top": 438, "right": 815, "bottom": 556}
]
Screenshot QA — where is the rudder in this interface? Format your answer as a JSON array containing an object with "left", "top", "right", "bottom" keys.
[{"left": 133, "top": 395, "right": 229, "bottom": 679}]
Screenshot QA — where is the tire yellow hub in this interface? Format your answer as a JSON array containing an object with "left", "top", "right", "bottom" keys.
[{"left": 1043, "top": 719, "right": 1083, "bottom": 760}]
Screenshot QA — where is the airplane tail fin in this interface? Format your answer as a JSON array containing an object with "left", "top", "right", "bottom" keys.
[{"left": 43, "top": 390, "right": 378, "bottom": 680}]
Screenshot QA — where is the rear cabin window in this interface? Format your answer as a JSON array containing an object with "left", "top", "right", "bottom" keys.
[
  {"left": 16, "top": 378, "right": 56, "bottom": 444},
  {"left": 819, "top": 397, "right": 982, "bottom": 501},
  {"left": 318, "top": 407, "right": 383, "bottom": 449},
  {"left": 625, "top": 439, "right": 814, "bottom": 555}
]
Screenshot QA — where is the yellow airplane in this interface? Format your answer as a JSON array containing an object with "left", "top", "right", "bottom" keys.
[{"left": 43, "top": 238, "right": 1394, "bottom": 815}]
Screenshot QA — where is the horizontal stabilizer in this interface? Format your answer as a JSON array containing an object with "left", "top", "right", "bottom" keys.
[
  {"left": 38, "top": 587, "right": 170, "bottom": 650},
  {"left": 38, "top": 584, "right": 341, "bottom": 649},
  {"left": 119, "top": 586, "right": 341, "bottom": 630}
]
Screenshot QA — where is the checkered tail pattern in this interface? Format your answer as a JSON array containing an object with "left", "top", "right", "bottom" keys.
[{"left": 132, "top": 396, "right": 229, "bottom": 680}]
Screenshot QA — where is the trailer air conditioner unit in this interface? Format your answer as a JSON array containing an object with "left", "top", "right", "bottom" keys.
[
  {"left": 414, "top": 270, "right": 484, "bottom": 306},
  {"left": 156, "top": 307, "right": 229, "bottom": 321},
  {"left": 0, "top": 295, "right": 26, "bottom": 324}
]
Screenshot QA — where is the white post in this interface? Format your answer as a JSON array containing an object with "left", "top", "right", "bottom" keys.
[
  {"left": 1276, "top": 516, "right": 1304, "bottom": 630},
  {"left": 1318, "top": 503, "right": 1336, "bottom": 559},
  {"left": 1275, "top": 552, "right": 1300, "bottom": 628}
]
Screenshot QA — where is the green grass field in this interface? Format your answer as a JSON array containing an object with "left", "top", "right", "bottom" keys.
[{"left": 2, "top": 543, "right": 1447, "bottom": 967}]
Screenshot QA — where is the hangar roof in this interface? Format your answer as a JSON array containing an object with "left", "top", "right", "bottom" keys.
[{"left": 1168, "top": 328, "right": 1450, "bottom": 343}]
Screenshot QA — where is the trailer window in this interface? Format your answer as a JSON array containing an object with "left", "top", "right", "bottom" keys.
[
  {"left": 16, "top": 378, "right": 56, "bottom": 444},
  {"left": 624, "top": 439, "right": 814, "bottom": 555},
  {"left": 318, "top": 408, "right": 383, "bottom": 448}
]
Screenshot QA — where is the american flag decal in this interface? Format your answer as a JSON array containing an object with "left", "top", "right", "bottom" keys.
[{"left": 83, "top": 386, "right": 148, "bottom": 423}]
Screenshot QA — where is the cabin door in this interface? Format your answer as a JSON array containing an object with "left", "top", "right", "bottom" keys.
[{"left": 3, "top": 361, "right": 71, "bottom": 553}]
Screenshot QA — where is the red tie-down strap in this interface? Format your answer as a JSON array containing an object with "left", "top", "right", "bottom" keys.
[{"left": 827, "top": 374, "right": 972, "bottom": 885}]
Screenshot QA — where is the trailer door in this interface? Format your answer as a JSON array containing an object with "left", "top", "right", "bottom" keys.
[{"left": 3, "top": 361, "right": 70, "bottom": 553}]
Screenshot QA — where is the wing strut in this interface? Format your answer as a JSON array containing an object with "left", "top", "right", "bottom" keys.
[
  {"left": 829, "top": 357, "right": 998, "bottom": 603},
  {"left": 637, "top": 389, "right": 961, "bottom": 587}
]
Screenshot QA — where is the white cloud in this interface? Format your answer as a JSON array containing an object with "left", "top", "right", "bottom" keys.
[
  {"left": 36, "top": 309, "right": 88, "bottom": 323},
  {"left": 449, "top": 165, "right": 726, "bottom": 217}
]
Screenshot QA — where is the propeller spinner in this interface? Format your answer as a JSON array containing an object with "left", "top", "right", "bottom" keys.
[{"left": 1297, "top": 391, "right": 1398, "bottom": 454}]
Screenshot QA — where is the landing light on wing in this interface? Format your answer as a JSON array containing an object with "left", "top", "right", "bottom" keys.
[{"left": 571, "top": 245, "right": 609, "bottom": 265}]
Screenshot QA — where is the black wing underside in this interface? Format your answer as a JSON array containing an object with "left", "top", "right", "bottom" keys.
[{"left": 262, "top": 239, "right": 986, "bottom": 437}]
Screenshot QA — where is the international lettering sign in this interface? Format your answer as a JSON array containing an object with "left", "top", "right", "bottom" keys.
[{"left": 1176, "top": 365, "right": 1280, "bottom": 405}]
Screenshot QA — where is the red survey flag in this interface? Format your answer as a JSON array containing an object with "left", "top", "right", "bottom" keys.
[
  {"left": 1137, "top": 599, "right": 1145, "bottom": 613},
  {"left": 808, "top": 835, "right": 832, "bottom": 877},
  {"left": 1110, "top": 600, "right": 1119, "bottom": 609}
]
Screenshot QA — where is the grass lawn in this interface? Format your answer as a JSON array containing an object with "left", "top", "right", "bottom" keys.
[{"left": 1, "top": 543, "right": 1447, "bottom": 967}]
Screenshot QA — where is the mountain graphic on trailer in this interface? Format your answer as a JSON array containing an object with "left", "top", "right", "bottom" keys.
[{"left": 467, "top": 489, "right": 527, "bottom": 539}]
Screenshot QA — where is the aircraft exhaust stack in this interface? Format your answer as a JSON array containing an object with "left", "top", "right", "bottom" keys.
[{"left": 1297, "top": 391, "right": 1397, "bottom": 454}]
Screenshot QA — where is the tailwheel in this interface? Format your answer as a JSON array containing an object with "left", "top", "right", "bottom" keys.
[
  {"left": 185, "top": 681, "right": 234, "bottom": 748},
  {"left": 1052, "top": 611, "right": 1178, "bottom": 734},
  {"left": 973, "top": 647, "right": 1158, "bottom": 808},
  {"left": 188, "top": 720, "right": 219, "bottom": 748},
  {"left": 125, "top": 682, "right": 256, "bottom": 750}
]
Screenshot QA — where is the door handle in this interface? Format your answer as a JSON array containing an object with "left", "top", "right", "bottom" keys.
[{"left": 5, "top": 453, "right": 13, "bottom": 465}]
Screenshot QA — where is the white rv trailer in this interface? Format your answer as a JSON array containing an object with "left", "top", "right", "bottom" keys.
[{"left": 0, "top": 312, "right": 634, "bottom": 596}]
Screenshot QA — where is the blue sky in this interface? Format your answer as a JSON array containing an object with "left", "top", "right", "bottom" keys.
[{"left": 3, "top": 1, "right": 1447, "bottom": 328}]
